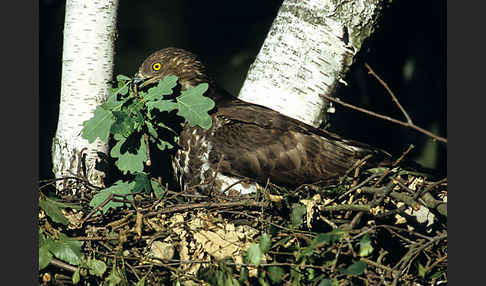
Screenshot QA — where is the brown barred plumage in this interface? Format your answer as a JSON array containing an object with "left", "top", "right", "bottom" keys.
[{"left": 134, "top": 48, "right": 391, "bottom": 194}]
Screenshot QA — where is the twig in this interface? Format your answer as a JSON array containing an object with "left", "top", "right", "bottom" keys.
[
  {"left": 221, "top": 178, "right": 251, "bottom": 194},
  {"left": 341, "top": 154, "right": 372, "bottom": 182},
  {"left": 79, "top": 192, "right": 140, "bottom": 225},
  {"left": 374, "top": 144, "right": 415, "bottom": 186},
  {"left": 319, "top": 94, "right": 447, "bottom": 144},
  {"left": 348, "top": 211, "right": 364, "bottom": 230},
  {"left": 39, "top": 176, "right": 102, "bottom": 191},
  {"left": 361, "top": 186, "right": 421, "bottom": 209},
  {"left": 143, "top": 200, "right": 265, "bottom": 218},
  {"left": 321, "top": 204, "right": 370, "bottom": 212},
  {"left": 79, "top": 193, "right": 115, "bottom": 225},
  {"left": 364, "top": 63, "right": 413, "bottom": 124},
  {"left": 50, "top": 258, "right": 79, "bottom": 273},
  {"left": 414, "top": 178, "right": 447, "bottom": 200},
  {"left": 336, "top": 172, "right": 384, "bottom": 202},
  {"left": 360, "top": 257, "right": 400, "bottom": 276},
  {"left": 426, "top": 253, "right": 447, "bottom": 272},
  {"left": 392, "top": 144, "right": 415, "bottom": 167},
  {"left": 394, "top": 232, "right": 447, "bottom": 273},
  {"left": 144, "top": 133, "right": 151, "bottom": 166},
  {"left": 394, "top": 178, "right": 418, "bottom": 195}
]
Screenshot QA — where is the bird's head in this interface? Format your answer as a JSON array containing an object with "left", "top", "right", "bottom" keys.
[{"left": 133, "top": 47, "right": 211, "bottom": 90}]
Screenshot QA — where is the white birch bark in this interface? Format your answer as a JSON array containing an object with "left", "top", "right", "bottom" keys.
[
  {"left": 52, "top": 0, "right": 119, "bottom": 192},
  {"left": 238, "top": 0, "right": 384, "bottom": 127}
]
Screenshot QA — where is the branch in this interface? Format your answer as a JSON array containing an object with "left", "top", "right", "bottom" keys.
[
  {"left": 143, "top": 200, "right": 265, "bottom": 218},
  {"left": 320, "top": 62, "right": 447, "bottom": 144},
  {"left": 50, "top": 258, "right": 79, "bottom": 273},
  {"left": 364, "top": 63, "right": 413, "bottom": 124},
  {"left": 319, "top": 94, "right": 447, "bottom": 144}
]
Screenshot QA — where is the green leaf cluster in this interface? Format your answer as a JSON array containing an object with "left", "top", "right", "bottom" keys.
[
  {"left": 39, "top": 194, "right": 81, "bottom": 226},
  {"left": 290, "top": 203, "right": 307, "bottom": 228},
  {"left": 247, "top": 233, "right": 272, "bottom": 267},
  {"left": 197, "top": 231, "right": 370, "bottom": 285},
  {"left": 40, "top": 227, "right": 135, "bottom": 284},
  {"left": 81, "top": 74, "right": 214, "bottom": 175},
  {"left": 39, "top": 231, "right": 82, "bottom": 270},
  {"left": 89, "top": 173, "right": 164, "bottom": 215},
  {"left": 79, "top": 74, "right": 214, "bottom": 212}
]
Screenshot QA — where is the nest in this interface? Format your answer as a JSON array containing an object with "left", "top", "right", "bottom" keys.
[{"left": 39, "top": 165, "right": 447, "bottom": 286}]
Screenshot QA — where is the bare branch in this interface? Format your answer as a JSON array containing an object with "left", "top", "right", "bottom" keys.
[
  {"left": 364, "top": 63, "right": 413, "bottom": 124},
  {"left": 320, "top": 94, "right": 447, "bottom": 144}
]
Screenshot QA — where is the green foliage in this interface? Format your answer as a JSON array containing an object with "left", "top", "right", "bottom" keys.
[
  {"left": 247, "top": 243, "right": 263, "bottom": 266},
  {"left": 72, "top": 269, "right": 80, "bottom": 284},
  {"left": 49, "top": 233, "right": 83, "bottom": 266},
  {"left": 53, "top": 74, "right": 214, "bottom": 282},
  {"left": 290, "top": 203, "right": 307, "bottom": 228},
  {"left": 80, "top": 74, "right": 214, "bottom": 212},
  {"left": 86, "top": 257, "right": 107, "bottom": 277},
  {"left": 290, "top": 267, "right": 302, "bottom": 285},
  {"left": 244, "top": 233, "right": 272, "bottom": 269},
  {"left": 38, "top": 195, "right": 85, "bottom": 272},
  {"left": 82, "top": 74, "right": 214, "bottom": 176},
  {"left": 294, "top": 230, "right": 342, "bottom": 272},
  {"left": 338, "top": 260, "right": 367, "bottom": 275},
  {"left": 150, "top": 178, "right": 165, "bottom": 198},
  {"left": 259, "top": 233, "right": 271, "bottom": 253},
  {"left": 198, "top": 260, "right": 242, "bottom": 286},
  {"left": 82, "top": 106, "right": 116, "bottom": 143},
  {"left": 39, "top": 195, "right": 81, "bottom": 226},
  {"left": 238, "top": 265, "right": 249, "bottom": 283},
  {"left": 195, "top": 228, "right": 380, "bottom": 286},
  {"left": 88, "top": 175, "right": 164, "bottom": 215},
  {"left": 133, "top": 172, "right": 152, "bottom": 194},
  {"left": 430, "top": 270, "right": 445, "bottom": 279},
  {"left": 310, "top": 231, "right": 342, "bottom": 247},
  {"left": 89, "top": 180, "right": 135, "bottom": 215},
  {"left": 417, "top": 262, "right": 426, "bottom": 278},
  {"left": 39, "top": 231, "right": 53, "bottom": 270},
  {"left": 175, "top": 83, "right": 214, "bottom": 129},
  {"left": 110, "top": 133, "right": 148, "bottom": 174},
  {"left": 298, "top": 230, "right": 343, "bottom": 259},
  {"left": 267, "top": 266, "right": 285, "bottom": 283},
  {"left": 134, "top": 276, "right": 146, "bottom": 286},
  {"left": 359, "top": 234, "right": 374, "bottom": 257},
  {"left": 39, "top": 231, "right": 83, "bottom": 270},
  {"left": 144, "top": 75, "right": 178, "bottom": 101},
  {"left": 105, "top": 266, "right": 124, "bottom": 286}
]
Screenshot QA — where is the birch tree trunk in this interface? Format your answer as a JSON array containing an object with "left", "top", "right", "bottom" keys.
[
  {"left": 238, "top": 0, "right": 384, "bottom": 128},
  {"left": 52, "top": 0, "right": 119, "bottom": 193}
]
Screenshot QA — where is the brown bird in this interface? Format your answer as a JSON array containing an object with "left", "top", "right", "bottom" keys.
[{"left": 133, "top": 47, "right": 391, "bottom": 194}]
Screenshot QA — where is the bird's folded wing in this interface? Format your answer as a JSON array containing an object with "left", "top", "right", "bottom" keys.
[{"left": 210, "top": 99, "right": 390, "bottom": 186}]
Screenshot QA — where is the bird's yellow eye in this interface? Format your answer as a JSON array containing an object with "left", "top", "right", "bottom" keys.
[{"left": 152, "top": 62, "right": 162, "bottom": 71}]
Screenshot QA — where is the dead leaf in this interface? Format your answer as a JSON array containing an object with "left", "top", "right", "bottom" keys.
[{"left": 150, "top": 241, "right": 175, "bottom": 262}]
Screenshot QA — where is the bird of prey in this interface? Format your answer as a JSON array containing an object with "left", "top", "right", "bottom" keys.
[{"left": 133, "top": 47, "right": 391, "bottom": 194}]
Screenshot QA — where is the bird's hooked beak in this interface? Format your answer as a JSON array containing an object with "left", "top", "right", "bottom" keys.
[
  {"left": 131, "top": 72, "right": 151, "bottom": 89},
  {"left": 131, "top": 77, "right": 145, "bottom": 86}
]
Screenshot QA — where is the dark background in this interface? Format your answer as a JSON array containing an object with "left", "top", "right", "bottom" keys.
[{"left": 40, "top": 0, "right": 446, "bottom": 180}]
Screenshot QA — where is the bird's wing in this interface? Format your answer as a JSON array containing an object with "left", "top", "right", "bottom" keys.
[
  {"left": 217, "top": 98, "right": 390, "bottom": 154},
  {"left": 209, "top": 98, "right": 390, "bottom": 186}
]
